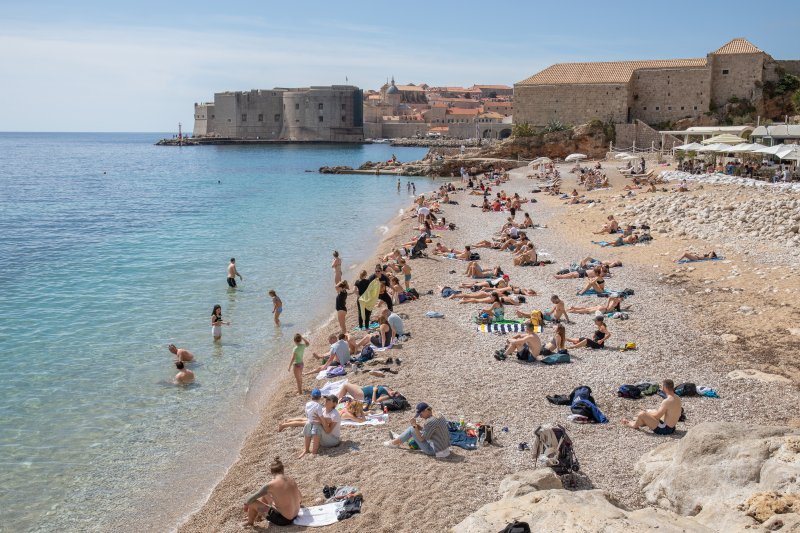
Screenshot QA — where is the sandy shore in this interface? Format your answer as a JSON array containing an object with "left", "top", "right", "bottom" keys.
[{"left": 178, "top": 161, "right": 800, "bottom": 533}]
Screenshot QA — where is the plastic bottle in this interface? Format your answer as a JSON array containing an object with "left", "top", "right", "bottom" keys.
[{"left": 459, "top": 415, "right": 466, "bottom": 430}]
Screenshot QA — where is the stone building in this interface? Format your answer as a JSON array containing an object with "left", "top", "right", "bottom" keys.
[
  {"left": 514, "top": 38, "right": 800, "bottom": 128},
  {"left": 193, "top": 86, "right": 364, "bottom": 142}
]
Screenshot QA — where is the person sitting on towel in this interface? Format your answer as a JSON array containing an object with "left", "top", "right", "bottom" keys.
[
  {"left": 577, "top": 267, "right": 606, "bottom": 295},
  {"left": 567, "top": 316, "right": 610, "bottom": 349},
  {"left": 593, "top": 215, "right": 619, "bottom": 234},
  {"left": 621, "top": 379, "right": 682, "bottom": 435},
  {"left": 243, "top": 457, "right": 301, "bottom": 527},
  {"left": 383, "top": 402, "right": 451, "bottom": 458}
]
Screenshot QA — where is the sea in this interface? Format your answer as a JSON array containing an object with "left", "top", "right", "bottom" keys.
[{"left": 0, "top": 133, "right": 432, "bottom": 532}]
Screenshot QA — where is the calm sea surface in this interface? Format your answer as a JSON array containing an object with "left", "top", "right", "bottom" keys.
[{"left": 0, "top": 133, "right": 431, "bottom": 532}]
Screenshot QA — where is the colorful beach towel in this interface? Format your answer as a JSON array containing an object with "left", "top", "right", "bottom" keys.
[
  {"left": 358, "top": 279, "right": 380, "bottom": 322},
  {"left": 447, "top": 423, "right": 478, "bottom": 450},
  {"left": 477, "top": 322, "right": 542, "bottom": 334},
  {"left": 293, "top": 502, "right": 344, "bottom": 527},
  {"left": 576, "top": 289, "right": 611, "bottom": 297},
  {"left": 676, "top": 256, "right": 725, "bottom": 264}
]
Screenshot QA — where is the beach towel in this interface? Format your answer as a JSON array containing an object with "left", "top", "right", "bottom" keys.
[
  {"left": 576, "top": 289, "right": 611, "bottom": 297},
  {"left": 677, "top": 256, "right": 725, "bottom": 264},
  {"left": 340, "top": 413, "right": 389, "bottom": 427},
  {"left": 293, "top": 502, "right": 345, "bottom": 527},
  {"left": 358, "top": 279, "right": 380, "bottom": 322},
  {"left": 320, "top": 379, "right": 346, "bottom": 396},
  {"left": 477, "top": 323, "right": 541, "bottom": 334},
  {"left": 316, "top": 368, "right": 347, "bottom": 380}
]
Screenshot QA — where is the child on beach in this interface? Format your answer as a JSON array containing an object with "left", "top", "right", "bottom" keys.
[
  {"left": 288, "top": 334, "right": 309, "bottom": 394},
  {"left": 268, "top": 290, "right": 283, "bottom": 326},
  {"left": 400, "top": 259, "right": 412, "bottom": 290}
]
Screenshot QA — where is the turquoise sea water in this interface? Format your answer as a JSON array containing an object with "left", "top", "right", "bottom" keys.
[{"left": 0, "top": 133, "right": 431, "bottom": 532}]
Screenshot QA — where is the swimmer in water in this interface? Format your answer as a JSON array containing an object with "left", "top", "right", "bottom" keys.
[
  {"left": 268, "top": 290, "right": 283, "bottom": 326},
  {"left": 167, "top": 344, "right": 194, "bottom": 362},
  {"left": 174, "top": 361, "right": 195, "bottom": 384},
  {"left": 227, "top": 258, "right": 243, "bottom": 288}
]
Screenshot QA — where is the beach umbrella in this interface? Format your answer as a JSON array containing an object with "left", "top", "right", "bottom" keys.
[
  {"left": 701, "top": 134, "right": 749, "bottom": 145},
  {"left": 613, "top": 152, "right": 631, "bottom": 159},
  {"left": 674, "top": 142, "right": 705, "bottom": 151},
  {"left": 728, "top": 143, "right": 764, "bottom": 153},
  {"left": 753, "top": 145, "right": 786, "bottom": 155},
  {"left": 528, "top": 156, "right": 553, "bottom": 166},
  {"left": 697, "top": 143, "right": 731, "bottom": 152},
  {"left": 565, "top": 153, "right": 587, "bottom": 162},
  {"left": 622, "top": 154, "right": 640, "bottom": 160},
  {"left": 776, "top": 146, "right": 800, "bottom": 161}
]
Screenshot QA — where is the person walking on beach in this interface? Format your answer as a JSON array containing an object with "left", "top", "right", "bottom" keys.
[
  {"left": 335, "top": 281, "right": 349, "bottom": 334},
  {"left": 243, "top": 457, "right": 301, "bottom": 527},
  {"left": 268, "top": 290, "right": 283, "bottom": 326},
  {"left": 174, "top": 361, "right": 195, "bottom": 384},
  {"left": 227, "top": 258, "right": 243, "bottom": 288},
  {"left": 288, "top": 333, "right": 309, "bottom": 394},
  {"left": 167, "top": 344, "right": 194, "bottom": 362},
  {"left": 332, "top": 251, "right": 342, "bottom": 286},
  {"left": 211, "top": 304, "right": 230, "bottom": 342}
]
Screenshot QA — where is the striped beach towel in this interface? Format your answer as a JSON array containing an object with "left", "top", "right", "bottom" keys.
[{"left": 477, "top": 322, "right": 542, "bottom": 334}]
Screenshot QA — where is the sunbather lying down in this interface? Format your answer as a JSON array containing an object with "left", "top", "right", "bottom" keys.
[
  {"left": 568, "top": 295, "right": 625, "bottom": 314},
  {"left": 676, "top": 251, "right": 717, "bottom": 262},
  {"left": 460, "top": 275, "right": 509, "bottom": 290},
  {"left": 465, "top": 261, "right": 502, "bottom": 278},
  {"left": 336, "top": 383, "right": 400, "bottom": 407}
]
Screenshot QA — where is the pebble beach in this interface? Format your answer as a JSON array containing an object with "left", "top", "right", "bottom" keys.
[{"left": 178, "top": 160, "right": 800, "bottom": 533}]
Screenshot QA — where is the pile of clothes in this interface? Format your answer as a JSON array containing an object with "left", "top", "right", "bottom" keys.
[{"left": 546, "top": 386, "right": 608, "bottom": 423}]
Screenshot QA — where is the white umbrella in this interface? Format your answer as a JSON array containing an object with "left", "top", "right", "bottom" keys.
[
  {"left": 698, "top": 143, "right": 732, "bottom": 152},
  {"left": 712, "top": 143, "right": 735, "bottom": 153},
  {"left": 528, "top": 156, "right": 552, "bottom": 166},
  {"left": 675, "top": 142, "right": 704, "bottom": 151},
  {"left": 754, "top": 145, "right": 788, "bottom": 155},
  {"left": 613, "top": 152, "right": 631, "bottom": 159},
  {"left": 776, "top": 146, "right": 800, "bottom": 161},
  {"left": 565, "top": 153, "right": 587, "bottom": 162},
  {"left": 622, "top": 154, "right": 640, "bottom": 161}
]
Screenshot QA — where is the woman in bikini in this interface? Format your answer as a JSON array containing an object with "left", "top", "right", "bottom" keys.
[
  {"left": 268, "top": 290, "right": 283, "bottom": 326},
  {"left": 332, "top": 250, "right": 342, "bottom": 285},
  {"left": 577, "top": 267, "right": 606, "bottom": 295},
  {"left": 353, "top": 315, "right": 392, "bottom": 350},
  {"left": 568, "top": 295, "right": 624, "bottom": 314},
  {"left": 540, "top": 324, "right": 568, "bottom": 356},
  {"left": 567, "top": 316, "right": 610, "bottom": 349},
  {"left": 335, "top": 281, "right": 349, "bottom": 335},
  {"left": 211, "top": 304, "right": 230, "bottom": 342}
]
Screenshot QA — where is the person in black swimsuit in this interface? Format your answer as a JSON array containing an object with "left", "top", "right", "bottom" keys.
[
  {"left": 354, "top": 316, "right": 392, "bottom": 350},
  {"left": 335, "top": 281, "right": 349, "bottom": 335},
  {"left": 567, "top": 316, "right": 610, "bottom": 349}
]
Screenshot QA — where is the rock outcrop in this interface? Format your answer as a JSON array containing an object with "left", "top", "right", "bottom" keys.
[
  {"left": 454, "top": 423, "right": 800, "bottom": 532},
  {"left": 477, "top": 121, "right": 610, "bottom": 161}
]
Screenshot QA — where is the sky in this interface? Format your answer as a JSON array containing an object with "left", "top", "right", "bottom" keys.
[{"left": 1, "top": 1, "right": 797, "bottom": 132}]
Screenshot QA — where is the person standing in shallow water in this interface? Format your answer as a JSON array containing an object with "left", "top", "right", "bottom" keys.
[
  {"left": 211, "top": 304, "right": 230, "bottom": 342},
  {"left": 335, "top": 281, "right": 349, "bottom": 335},
  {"left": 331, "top": 251, "right": 342, "bottom": 286},
  {"left": 268, "top": 290, "right": 283, "bottom": 326},
  {"left": 227, "top": 258, "right": 243, "bottom": 288}
]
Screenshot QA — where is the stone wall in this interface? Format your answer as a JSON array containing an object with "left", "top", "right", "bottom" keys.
[
  {"left": 615, "top": 119, "right": 679, "bottom": 150},
  {"left": 709, "top": 52, "right": 765, "bottom": 107},
  {"left": 514, "top": 83, "right": 629, "bottom": 127},
  {"left": 776, "top": 60, "right": 800, "bottom": 77},
  {"left": 632, "top": 67, "right": 711, "bottom": 123},
  {"left": 192, "top": 103, "right": 213, "bottom": 136}
]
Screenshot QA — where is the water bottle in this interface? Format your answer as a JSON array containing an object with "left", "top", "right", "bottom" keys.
[{"left": 459, "top": 415, "right": 465, "bottom": 430}]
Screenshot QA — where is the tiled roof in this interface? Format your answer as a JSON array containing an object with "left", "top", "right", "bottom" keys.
[
  {"left": 516, "top": 58, "right": 707, "bottom": 86},
  {"left": 712, "top": 38, "right": 763, "bottom": 55},
  {"left": 472, "top": 84, "right": 512, "bottom": 89},
  {"left": 479, "top": 111, "right": 505, "bottom": 119},
  {"left": 446, "top": 108, "right": 481, "bottom": 115},
  {"left": 396, "top": 84, "right": 425, "bottom": 92}
]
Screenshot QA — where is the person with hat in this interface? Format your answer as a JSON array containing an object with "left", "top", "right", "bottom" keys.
[
  {"left": 383, "top": 402, "right": 450, "bottom": 458},
  {"left": 297, "top": 391, "right": 341, "bottom": 459}
]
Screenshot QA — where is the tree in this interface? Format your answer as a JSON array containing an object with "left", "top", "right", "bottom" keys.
[
  {"left": 512, "top": 122, "right": 535, "bottom": 138},
  {"left": 793, "top": 90, "right": 800, "bottom": 114}
]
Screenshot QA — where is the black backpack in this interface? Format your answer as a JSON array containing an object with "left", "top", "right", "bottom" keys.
[
  {"left": 469, "top": 252, "right": 481, "bottom": 261},
  {"left": 675, "top": 383, "right": 698, "bottom": 397},
  {"left": 498, "top": 521, "right": 531, "bottom": 533},
  {"left": 532, "top": 424, "right": 580, "bottom": 476},
  {"left": 380, "top": 394, "right": 409, "bottom": 411},
  {"left": 617, "top": 384, "right": 642, "bottom": 399}
]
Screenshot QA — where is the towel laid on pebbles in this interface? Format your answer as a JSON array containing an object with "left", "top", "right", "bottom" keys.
[
  {"left": 677, "top": 256, "right": 724, "bottom": 264},
  {"left": 340, "top": 413, "right": 388, "bottom": 427},
  {"left": 293, "top": 502, "right": 344, "bottom": 527},
  {"left": 477, "top": 322, "right": 542, "bottom": 334}
]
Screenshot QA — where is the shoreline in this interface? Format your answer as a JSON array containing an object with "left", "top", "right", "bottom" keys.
[{"left": 178, "top": 162, "right": 800, "bottom": 532}]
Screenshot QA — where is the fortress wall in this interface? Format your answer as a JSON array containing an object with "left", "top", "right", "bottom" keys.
[
  {"left": 709, "top": 53, "right": 765, "bottom": 106},
  {"left": 632, "top": 67, "right": 711, "bottom": 124},
  {"left": 513, "top": 83, "right": 629, "bottom": 128}
]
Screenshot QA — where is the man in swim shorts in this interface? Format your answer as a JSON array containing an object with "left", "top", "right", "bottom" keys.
[
  {"left": 174, "top": 361, "right": 194, "bottom": 384},
  {"left": 167, "top": 344, "right": 194, "bottom": 362},
  {"left": 244, "top": 457, "right": 301, "bottom": 527},
  {"left": 227, "top": 257, "right": 242, "bottom": 288},
  {"left": 621, "top": 379, "right": 682, "bottom": 435}
]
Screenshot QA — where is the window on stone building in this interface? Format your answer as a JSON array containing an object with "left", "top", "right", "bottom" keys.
[
  {"left": 318, "top": 103, "right": 324, "bottom": 110},
  {"left": 274, "top": 114, "right": 280, "bottom": 122},
  {"left": 722, "top": 69, "right": 729, "bottom": 75},
  {"left": 655, "top": 106, "right": 660, "bottom": 111},
  {"left": 258, "top": 114, "right": 263, "bottom": 122},
  {"left": 643, "top": 107, "right": 647, "bottom": 110},
  {"left": 341, "top": 103, "right": 346, "bottom": 110},
  {"left": 318, "top": 116, "right": 324, "bottom": 122},
  {"left": 295, "top": 103, "right": 300, "bottom": 110},
  {"left": 668, "top": 106, "right": 672, "bottom": 110},
  {"left": 241, "top": 114, "right": 247, "bottom": 122},
  {"left": 693, "top": 106, "right": 698, "bottom": 110},
  {"left": 342, "top": 116, "right": 346, "bottom": 122},
  {"left": 680, "top": 107, "right": 684, "bottom": 111}
]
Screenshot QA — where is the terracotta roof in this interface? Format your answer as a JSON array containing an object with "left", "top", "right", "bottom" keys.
[
  {"left": 712, "top": 38, "right": 763, "bottom": 55},
  {"left": 446, "top": 108, "right": 481, "bottom": 115},
  {"left": 479, "top": 111, "right": 505, "bottom": 119},
  {"left": 396, "top": 84, "right": 425, "bottom": 92},
  {"left": 516, "top": 58, "right": 707, "bottom": 86},
  {"left": 472, "top": 84, "right": 512, "bottom": 89}
]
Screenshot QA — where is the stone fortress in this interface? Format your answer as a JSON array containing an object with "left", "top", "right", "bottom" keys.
[
  {"left": 514, "top": 38, "right": 800, "bottom": 128},
  {"left": 192, "top": 86, "right": 364, "bottom": 142}
]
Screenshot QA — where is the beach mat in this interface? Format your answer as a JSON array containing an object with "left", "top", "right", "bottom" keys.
[
  {"left": 293, "top": 502, "right": 344, "bottom": 527},
  {"left": 677, "top": 257, "right": 724, "bottom": 264},
  {"left": 576, "top": 289, "right": 611, "bottom": 297},
  {"left": 477, "top": 322, "right": 542, "bottom": 334},
  {"left": 340, "top": 413, "right": 388, "bottom": 427}
]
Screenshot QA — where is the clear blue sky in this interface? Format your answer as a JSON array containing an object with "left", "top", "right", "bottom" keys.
[{"left": 1, "top": 1, "right": 796, "bottom": 132}]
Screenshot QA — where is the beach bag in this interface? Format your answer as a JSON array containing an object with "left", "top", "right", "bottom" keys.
[
  {"left": 469, "top": 252, "right": 481, "bottom": 261},
  {"left": 617, "top": 384, "right": 642, "bottom": 399},
  {"left": 532, "top": 424, "right": 579, "bottom": 475},
  {"left": 326, "top": 366, "right": 346, "bottom": 377},
  {"left": 498, "top": 521, "right": 531, "bottom": 533},
  {"left": 541, "top": 352, "right": 570, "bottom": 365},
  {"left": 478, "top": 424, "right": 494, "bottom": 445},
  {"left": 476, "top": 313, "right": 492, "bottom": 325},
  {"left": 380, "top": 394, "right": 409, "bottom": 411},
  {"left": 360, "top": 345, "right": 375, "bottom": 360},
  {"left": 675, "top": 383, "right": 698, "bottom": 397},
  {"left": 406, "top": 288, "right": 420, "bottom": 299},
  {"left": 529, "top": 309, "right": 543, "bottom": 327},
  {"left": 398, "top": 292, "right": 409, "bottom": 303}
]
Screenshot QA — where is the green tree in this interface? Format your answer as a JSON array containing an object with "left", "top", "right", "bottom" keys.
[
  {"left": 512, "top": 122, "right": 535, "bottom": 138},
  {"left": 792, "top": 90, "right": 800, "bottom": 114}
]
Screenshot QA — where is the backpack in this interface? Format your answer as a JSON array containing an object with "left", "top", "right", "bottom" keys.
[
  {"left": 541, "top": 352, "right": 570, "bottom": 364},
  {"left": 478, "top": 424, "right": 493, "bottom": 445},
  {"left": 532, "top": 423, "right": 579, "bottom": 475},
  {"left": 617, "top": 384, "right": 642, "bottom": 399},
  {"left": 380, "top": 394, "right": 409, "bottom": 411},
  {"left": 360, "top": 345, "right": 374, "bottom": 360},
  {"left": 498, "top": 521, "right": 531, "bottom": 533},
  {"left": 406, "top": 288, "right": 420, "bottom": 299},
  {"left": 675, "top": 383, "right": 698, "bottom": 397},
  {"left": 469, "top": 252, "right": 481, "bottom": 261}
]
